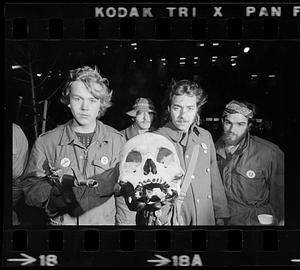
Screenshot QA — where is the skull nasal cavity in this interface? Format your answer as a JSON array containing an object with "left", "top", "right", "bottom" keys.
[{"left": 143, "top": 159, "right": 157, "bottom": 175}]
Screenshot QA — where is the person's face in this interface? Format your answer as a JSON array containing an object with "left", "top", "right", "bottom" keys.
[
  {"left": 69, "top": 81, "right": 101, "bottom": 128},
  {"left": 170, "top": 94, "right": 198, "bottom": 132},
  {"left": 222, "top": 113, "right": 249, "bottom": 146},
  {"left": 135, "top": 110, "right": 154, "bottom": 130}
]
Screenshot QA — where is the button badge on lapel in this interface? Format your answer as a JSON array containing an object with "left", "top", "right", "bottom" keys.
[
  {"left": 60, "top": 157, "right": 71, "bottom": 167},
  {"left": 101, "top": 156, "right": 109, "bottom": 165},
  {"left": 201, "top": 142, "right": 208, "bottom": 154},
  {"left": 246, "top": 170, "right": 256, "bottom": 178}
]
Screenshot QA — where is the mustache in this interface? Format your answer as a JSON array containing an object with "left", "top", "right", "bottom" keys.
[
  {"left": 176, "top": 118, "right": 189, "bottom": 123},
  {"left": 224, "top": 131, "right": 238, "bottom": 136}
]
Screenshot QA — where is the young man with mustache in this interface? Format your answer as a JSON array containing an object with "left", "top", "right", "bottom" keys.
[
  {"left": 215, "top": 100, "right": 284, "bottom": 225},
  {"left": 152, "top": 80, "right": 229, "bottom": 225}
]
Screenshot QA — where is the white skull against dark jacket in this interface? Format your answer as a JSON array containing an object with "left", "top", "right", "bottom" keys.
[{"left": 118, "top": 133, "right": 184, "bottom": 211}]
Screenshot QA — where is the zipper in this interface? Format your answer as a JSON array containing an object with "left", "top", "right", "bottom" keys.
[{"left": 83, "top": 148, "right": 88, "bottom": 179}]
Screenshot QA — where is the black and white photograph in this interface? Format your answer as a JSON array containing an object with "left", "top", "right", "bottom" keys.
[{"left": 4, "top": 2, "right": 300, "bottom": 267}]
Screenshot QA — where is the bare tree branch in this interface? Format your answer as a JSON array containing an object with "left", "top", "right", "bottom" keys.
[
  {"left": 35, "top": 57, "right": 58, "bottom": 89},
  {"left": 12, "top": 77, "right": 31, "bottom": 84}
]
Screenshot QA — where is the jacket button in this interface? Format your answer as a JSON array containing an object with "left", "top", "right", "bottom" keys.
[
  {"left": 204, "top": 150, "right": 208, "bottom": 154},
  {"left": 185, "top": 155, "right": 189, "bottom": 159},
  {"left": 197, "top": 199, "right": 200, "bottom": 203},
  {"left": 206, "top": 168, "right": 210, "bottom": 173},
  {"left": 80, "top": 156, "right": 83, "bottom": 159},
  {"left": 191, "top": 175, "right": 195, "bottom": 179},
  {"left": 207, "top": 194, "right": 212, "bottom": 199}
]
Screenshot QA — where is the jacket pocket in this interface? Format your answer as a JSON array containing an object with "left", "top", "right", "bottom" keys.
[
  {"left": 92, "top": 159, "right": 109, "bottom": 174},
  {"left": 52, "top": 157, "right": 74, "bottom": 176},
  {"left": 233, "top": 166, "right": 267, "bottom": 204}
]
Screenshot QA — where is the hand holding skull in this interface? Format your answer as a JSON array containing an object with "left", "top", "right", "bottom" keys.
[{"left": 117, "top": 133, "right": 184, "bottom": 213}]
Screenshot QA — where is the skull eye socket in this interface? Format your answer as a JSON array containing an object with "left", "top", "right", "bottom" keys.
[
  {"left": 157, "top": 147, "right": 175, "bottom": 165},
  {"left": 126, "top": 150, "right": 142, "bottom": 163},
  {"left": 124, "top": 150, "right": 142, "bottom": 172}
]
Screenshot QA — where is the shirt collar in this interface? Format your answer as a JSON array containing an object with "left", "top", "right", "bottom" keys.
[
  {"left": 163, "top": 121, "right": 200, "bottom": 144},
  {"left": 59, "top": 120, "right": 109, "bottom": 146}
]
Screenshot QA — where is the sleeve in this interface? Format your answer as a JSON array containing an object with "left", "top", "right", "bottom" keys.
[
  {"left": 12, "top": 124, "right": 29, "bottom": 206},
  {"left": 208, "top": 133, "right": 230, "bottom": 219},
  {"left": 22, "top": 137, "right": 53, "bottom": 208},
  {"left": 268, "top": 148, "right": 284, "bottom": 224},
  {"left": 114, "top": 134, "right": 137, "bottom": 225},
  {"left": 12, "top": 124, "right": 29, "bottom": 180}
]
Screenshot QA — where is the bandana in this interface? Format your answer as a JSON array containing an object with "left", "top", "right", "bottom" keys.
[{"left": 222, "top": 100, "right": 253, "bottom": 119}]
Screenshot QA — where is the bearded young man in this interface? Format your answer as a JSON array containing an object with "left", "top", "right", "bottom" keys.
[{"left": 215, "top": 100, "right": 284, "bottom": 225}]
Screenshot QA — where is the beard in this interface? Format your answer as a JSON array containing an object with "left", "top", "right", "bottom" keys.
[
  {"left": 222, "top": 128, "right": 248, "bottom": 147},
  {"left": 137, "top": 121, "right": 151, "bottom": 130}
]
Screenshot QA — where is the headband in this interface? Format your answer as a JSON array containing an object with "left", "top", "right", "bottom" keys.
[{"left": 223, "top": 100, "right": 254, "bottom": 119}]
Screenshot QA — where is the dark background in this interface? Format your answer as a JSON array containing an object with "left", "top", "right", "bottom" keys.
[
  {"left": 6, "top": 40, "right": 297, "bottom": 147},
  {"left": 5, "top": 40, "right": 300, "bottom": 226}
]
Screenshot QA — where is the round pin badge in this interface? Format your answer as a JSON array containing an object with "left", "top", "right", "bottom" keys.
[
  {"left": 246, "top": 170, "right": 256, "bottom": 178},
  {"left": 60, "top": 158, "right": 71, "bottom": 168},
  {"left": 201, "top": 142, "right": 208, "bottom": 150},
  {"left": 101, "top": 156, "right": 109, "bottom": 165}
]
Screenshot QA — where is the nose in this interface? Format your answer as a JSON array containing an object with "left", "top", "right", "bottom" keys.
[
  {"left": 81, "top": 100, "right": 88, "bottom": 110},
  {"left": 228, "top": 124, "right": 237, "bottom": 133},
  {"left": 143, "top": 112, "right": 150, "bottom": 121},
  {"left": 143, "top": 158, "right": 157, "bottom": 175},
  {"left": 179, "top": 108, "right": 187, "bottom": 118}
]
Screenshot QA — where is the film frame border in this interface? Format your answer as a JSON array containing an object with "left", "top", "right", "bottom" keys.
[{"left": 4, "top": 1, "right": 300, "bottom": 267}]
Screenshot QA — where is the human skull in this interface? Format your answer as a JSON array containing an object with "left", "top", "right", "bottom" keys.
[{"left": 118, "top": 133, "right": 184, "bottom": 211}]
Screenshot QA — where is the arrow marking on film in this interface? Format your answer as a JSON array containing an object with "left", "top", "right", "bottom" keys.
[
  {"left": 147, "top": 254, "right": 171, "bottom": 266},
  {"left": 291, "top": 259, "right": 300, "bottom": 263},
  {"left": 7, "top": 253, "right": 37, "bottom": 266}
]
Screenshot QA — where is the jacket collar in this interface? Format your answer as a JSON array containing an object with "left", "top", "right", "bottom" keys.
[
  {"left": 162, "top": 121, "right": 200, "bottom": 144},
  {"left": 125, "top": 124, "right": 139, "bottom": 139},
  {"left": 59, "top": 120, "right": 109, "bottom": 146}
]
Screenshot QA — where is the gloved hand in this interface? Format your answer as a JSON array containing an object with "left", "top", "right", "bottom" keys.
[
  {"left": 114, "top": 182, "right": 165, "bottom": 212},
  {"left": 47, "top": 174, "right": 83, "bottom": 217}
]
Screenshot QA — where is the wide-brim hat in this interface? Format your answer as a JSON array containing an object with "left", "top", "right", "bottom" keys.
[{"left": 126, "top": 97, "right": 156, "bottom": 117}]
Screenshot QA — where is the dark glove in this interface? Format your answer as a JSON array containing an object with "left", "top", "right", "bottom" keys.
[
  {"left": 116, "top": 182, "right": 164, "bottom": 212},
  {"left": 47, "top": 174, "right": 83, "bottom": 217}
]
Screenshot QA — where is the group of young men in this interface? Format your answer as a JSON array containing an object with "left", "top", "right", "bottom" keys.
[{"left": 12, "top": 65, "right": 284, "bottom": 226}]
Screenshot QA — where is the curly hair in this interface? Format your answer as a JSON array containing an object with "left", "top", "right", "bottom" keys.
[
  {"left": 60, "top": 66, "right": 112, "bottom": 118},
  {"left": 161, "top": 79, "right": 208, "bottom": 125}
]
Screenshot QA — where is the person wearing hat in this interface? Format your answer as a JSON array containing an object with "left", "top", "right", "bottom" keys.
[
  {"left": 118, "top": 80, "right": 229, "bottom": 225},
  {"left": 121, "top": 97, "right": 156, "bottom": 140},
  {"left": 215, "top": 100, "right": 284, "bottom": 225}
]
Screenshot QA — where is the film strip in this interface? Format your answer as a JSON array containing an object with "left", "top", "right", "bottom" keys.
[{"left": 4, "top": 2, "right": 300, "bottom": 267}]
